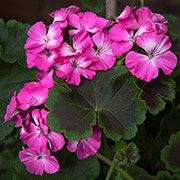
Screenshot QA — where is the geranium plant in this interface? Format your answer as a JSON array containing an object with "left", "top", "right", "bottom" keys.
[{"left": 0, "top": 1, "right": 180, "bottom": 179}]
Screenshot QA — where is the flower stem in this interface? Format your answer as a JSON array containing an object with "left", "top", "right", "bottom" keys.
[
  {"left": 140, "top": 0, "right": 144, "bottom": 7},
  {"left": 105, "top": 158, "right": 115, "bottom": 180},
  {"left": 96, "top": 152, "right": 134, "bottom": 180}
]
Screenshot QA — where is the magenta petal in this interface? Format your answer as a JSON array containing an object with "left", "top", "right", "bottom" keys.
[
  {"left": 68, "top": 14, "right": 81, "bottom": 29},
  {"left": 76, "top": 142, "right": 91, "bottom": 160},
  {"left": 154, "top": 51, "right": 177, "bottom": 75},
  {"left": 43, "top": 155, "right": 60, "bottom": 174},
  {"left": 47, "top": 131, "right": 65, "bottom": 152},
  {"left": 116, "top": 6, "right": 131, "bottom": 20},
  {"left": 67, "top": 140, "right": 79, "bottom": 152},
  {"left": 126, "top": 51, "right": 159, "bottom": 82},
  {"left": 112, "top": 41, "right": 133, "bottom": 56},
  {"left": 109, "top": 24, "right": 130, "bottom": 41}
]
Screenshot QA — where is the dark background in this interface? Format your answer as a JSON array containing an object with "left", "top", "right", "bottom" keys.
[{"left": 0, "top": 0, "right": 180, "bottom": 24}]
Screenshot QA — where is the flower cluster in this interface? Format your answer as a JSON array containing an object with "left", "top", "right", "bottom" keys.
[
  {"left": 4, "top": 4, "right": 177, "bottom": 176},
  {"left": 25, "top": 5, "right": 115, "bottom": 86},
  {"left": 109, "top": 6, "right": 177, "bottom": 82}
]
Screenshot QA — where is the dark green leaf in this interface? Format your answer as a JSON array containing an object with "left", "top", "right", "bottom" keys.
[
  {"left": 156, "top": 171, "right": 180, "bottom": 180},
  {"left": 150, "top": 106, "right": 180, "bottom": 167},
  {"left": 137, "top": 74, "right": 175, "bottom": 115},
  {"left": 0, "top": 61, "right": 38, "bottom": 140},
  {"left": 81, "top": 0, "right": 105, "bottom": 13},
  {"left": 0, "top": 20, "right": 30, "bottom": 67},
  {"left": 46, "top": 69, "right": 146, "bottom": 141},
  {"left": 14, "top": 154, "right": 100, "bottom": 180},
  {"left": 161, "top": 131, "right": 180, "bottom": 173}
]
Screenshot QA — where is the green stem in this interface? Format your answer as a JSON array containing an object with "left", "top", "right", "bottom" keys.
[
  {"left": 96, "top": 152, "right": 134, "bottom": 180},
  {"left": 135, "top": 173, "right": 156, "bottom": 180},
  {"left": 140, "top": 0, "right": 144, "bottom": 7},
  {"left": 105, "top": 158, "right": 115, "bottom": 180}
]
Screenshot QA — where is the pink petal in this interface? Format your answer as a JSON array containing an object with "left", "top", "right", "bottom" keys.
[
  {"left": 66, "top": 69, "right": 81, "bottom": 86},
  {"left": 27, "top": 22, "right": 46, "bottom": 40},
  {"left": 43, "top": 155, "right": 60, "bottom": 174},
  {"left": 39, "top": 70, "right": 54, "bottom": 89},
  {"left": 154, "top": 51, "right": 177, "bottom": 75},
  {"left": 115, "top": 6, "right": 131, "bottom": 20},
  {"left": 67, "top": 140, "right": 79, "bottom": 152},
  {"left": 109, "top": 24, "right": 131, "bottom": 41},
  {"left": 125, "top": 51, "right": 159, "bottom": 82},
  {"left": 47, "top": 131, "right": 65, "bottom": 152},
  {"left": 134, "top": 7, "right": 152, "bottom": 24},
  {"left": 112, "top": 41, "right": 133, "bottom": 56},
  {"left": 68, "top": 13, "right": 81, "bottom": 29}
]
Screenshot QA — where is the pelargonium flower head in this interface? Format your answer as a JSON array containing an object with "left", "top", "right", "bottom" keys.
[
  {"left": 4, "top": 91, "right": 19, "bottom": 123},
  {"left": 109, "top": 20, "right": 154, "bottom": 56},
  {"left": 68, "top": 11, "right": 113, "bottom": 35},
  {"left": 24, "top": 22, "right": 63, "bottom": 54},
  {"left": 27, "top": 49, "right": 58, "bottom": 71},
  {"left": 58, "top": 30, "right": 93, "bottom": 57},
  {"left": 17, "top": 82, "right": 49, "bottom": 110},
  {"left": 90, "top": 31, "right": 116, "bottom": 70},
  {"left": 67, "top": 125, "right": 102, "bottom": 159},
  {"left": 19, "top": 147, "right": 59, "bottom": 175},
  {"left": 134, "top": 7, "right": 168, "bottom": 34},
  {"left": 125, "top": 32, "right": 177, "bottom": 82}
]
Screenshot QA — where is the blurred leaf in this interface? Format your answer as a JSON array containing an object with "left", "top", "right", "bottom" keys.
[
  {"left": 161, "top": 131, "right": 180, "bottom": 173},
  {"left": 46, "top": 68, "right": 146, "bottom": 141},
  {"left": 81, "top": 0, "right": 105, "bottom": 13},
  {"left": 164, "top": 14, "right": 180, "bottom": 41},
  {"left": 14, "top": 155, "right": 100, "bottom": 180},
  {"left": 156, "top": 171, "right": 180, "bottom": 180},
  {"left": 137, "top": 74, "right": 175, "bottom": 115},
  {"left": 149, "top": 106, "right": 180, "bottom": 167},
  {"left": 0, "top": 61, "right": 38, "bottom": 140},
  {"left": 0, "top": 19, "right": 30, "bottom": 67}
]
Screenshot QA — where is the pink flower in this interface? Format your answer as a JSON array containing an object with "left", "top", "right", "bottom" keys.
[
  {"left": 109, "top": 20, "right": 153, "bottom": 56},
  {"left": 49, "top": 5, "right": 80, "bottom": 28},
  {"left": 67, "top": 125, "right": 102, "bottom": 159},
  {"left": 22, "top": 109, "right": 65, "bottom": 152},
  {"left": 25, "top": 22, "right": 63, "bottom": 54},
  {"left": 134, "top": 7, "right": 168, "bottom": 34},
  {"left": 90, "top": 31, "right": 116, "bottom": 70},
  {"left": 55, "top": 54, "right": 96, "bottom": 86},
  {"left": 125, "top": 32, "right": 177, "bottom": 82},
  {"left": 58, "top": 31, "right": 93, "bottom": 57},
  {"left": 68, "top": 11, "right": 113, "bottom": 35},
  {"left": 19, "top": 147, "right": 59, "bottom": 175},
  {"left": 4, "top": 91, "right": 19, "bottom": 122},
  {"left": 26, "top": 49, "right": 58, "bottom": 71}
]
